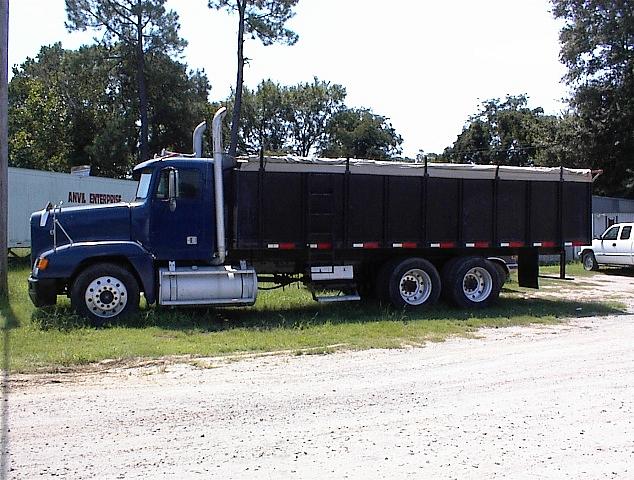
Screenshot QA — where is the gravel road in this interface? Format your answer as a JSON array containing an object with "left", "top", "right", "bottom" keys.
[{"left": 8, "top": 274, "right": 634, "bottom": 479}]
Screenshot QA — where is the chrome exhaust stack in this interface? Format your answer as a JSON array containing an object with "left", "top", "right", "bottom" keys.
[
  {"left": 211, "top": 107, "right": 227, "bottom": 265},
  {"left": 192, "top": 121, "right": 207, "bottom": 158}
]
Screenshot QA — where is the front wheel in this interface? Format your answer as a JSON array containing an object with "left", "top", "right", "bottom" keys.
[
  {"left": 442, "top": 256, "right": 501, "bottom": 309},
  {"left": 582, "top": 251, "right": 599, "bottom": 271},
  {"left": 71, "top": 263, "right": 140, "bottom": 326}
]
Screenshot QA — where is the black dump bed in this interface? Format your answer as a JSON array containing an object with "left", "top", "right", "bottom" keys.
[{"left": 231, "top": 157, "right": 592, "bottom": 252}]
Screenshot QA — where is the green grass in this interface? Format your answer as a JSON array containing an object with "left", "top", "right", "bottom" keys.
[
  {"left": 0, "top": 257, "right": 626, "bottom": 373},
  {"left": 538, "top": 262, "right": 596, "bottom": 277}
]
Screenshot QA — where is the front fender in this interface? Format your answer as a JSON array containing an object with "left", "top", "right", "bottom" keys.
[{"left": 35, "top": 241, "right": 157, "bottom": 304}]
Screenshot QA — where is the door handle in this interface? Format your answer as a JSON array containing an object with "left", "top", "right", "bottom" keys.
[{"left": 612, "top": 243, "right": 617, "bottom": 247}]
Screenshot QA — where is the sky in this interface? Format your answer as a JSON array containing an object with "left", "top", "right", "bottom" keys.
[{"left": 8, "top": 0, "right": 569, "bottom": 157}]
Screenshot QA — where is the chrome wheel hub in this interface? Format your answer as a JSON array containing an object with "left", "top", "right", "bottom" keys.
[
  {"left": 462, "top": 267, "right": 493, "bottom": 302},
  {"left": 85, "top": 276, "right": 128, "bottom": 318},
  {"left": 399, "top": 268, "right": 432, "bottom": 305}
]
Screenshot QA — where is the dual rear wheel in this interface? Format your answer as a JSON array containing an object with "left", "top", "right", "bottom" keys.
[{"left": 377, "top": 256, "right": 501, "bottom": 309}]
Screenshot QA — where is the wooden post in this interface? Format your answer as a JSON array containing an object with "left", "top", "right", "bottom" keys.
[
  {"left": 0, "top": 4, "right": 9, "bottom": 480},
  {"left": 0, "top": 0, "right": 8, "bottom": 300}
]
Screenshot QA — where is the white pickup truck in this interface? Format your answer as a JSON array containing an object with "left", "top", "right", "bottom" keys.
[{"left": 579, "top": 222, "right": 634, "bottom": 270}]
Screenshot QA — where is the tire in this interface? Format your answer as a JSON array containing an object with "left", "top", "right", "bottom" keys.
[
  {"left": 443, "top": 256, "right": 501, "bottom": 309},
  {"left": 71, "top": 263, "right": 140, "bottom": 326},
  {"left": 377, "top": 258, "right": 441, "bottom": 308},
  {"left": 582, "top": 251, "right": 599, "bottom": 271},
  {"left": 489, "top": 260, "right": 509, "bottom": 287},
  {"left": 440, "top": 257, "right": 460, "bottom": 302}
]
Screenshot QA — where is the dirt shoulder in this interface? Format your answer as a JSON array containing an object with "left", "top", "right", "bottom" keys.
[{"left": 8, "top": 271, "right": 634, "bottom": 479}]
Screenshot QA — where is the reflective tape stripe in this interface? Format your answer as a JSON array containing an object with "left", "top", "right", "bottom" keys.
[
  {"left": 533, "top": 242, "right": 542, "bottom": 247},
  {"left": 465, "top": 243, "right": 475, "bottom": 248},
  {"left": 392, "top": 242, "right": 417, "bottom": 248},
  {"left": 431, "top": 242, "right": 455, "bottom": 248},
  {"left": 541, "top": 241, "right": 556, "bottom": 248},
  {"left": 564, "top": 241, "right": 573, "bottom": 247},
  {"left": 353, "top": 243, "right": 364, "bottom": 248},
  {"left": 268, "top": 243, "right": 295, "bottom": 249},
  {"left": 500, "top": 242, "right": 510, "bottom": 247}
]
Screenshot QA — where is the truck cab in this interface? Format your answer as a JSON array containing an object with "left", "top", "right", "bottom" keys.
[
  {"left": 579, "top": 222, "right": 634, "bottom": 270},
  {"left": 132, "top": 159, "right": 215, "bottom": 261},
  {"left": 28, "top": 109, "right": 257, "bottom": 325}
]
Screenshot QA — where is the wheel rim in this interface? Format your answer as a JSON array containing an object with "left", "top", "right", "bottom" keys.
[
  {"left": 462, "top": 267, "right": 493, "bottom": 303},
  {"left": 399, "top": 268, "right": 433, "bottom": 305},
  {"left": 84, "top": 276, "right": 128, "bottom": 318},
  {"left": 583, "top": 254, "right": 593, "bottom": 270}
]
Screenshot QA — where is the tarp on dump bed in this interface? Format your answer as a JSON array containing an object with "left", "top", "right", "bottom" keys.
[{"left": 237, "top": 156, "right": 593, "bottom": 183}]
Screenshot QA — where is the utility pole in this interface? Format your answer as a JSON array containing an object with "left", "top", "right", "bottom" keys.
[
  {"left": 0, "top": 2, "right": 8, "bottom": 479},
  {"left": 0, "top": 0, "right": 7, "bottom": 299}
]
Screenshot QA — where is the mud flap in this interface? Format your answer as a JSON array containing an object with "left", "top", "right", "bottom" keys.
[{"left": 518, "top": 248, "right": 539, "bottom": 289}]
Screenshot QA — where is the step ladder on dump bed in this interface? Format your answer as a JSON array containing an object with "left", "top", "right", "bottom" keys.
[{"left": 306, "top": 173, "right": 359, "bottom": 303}]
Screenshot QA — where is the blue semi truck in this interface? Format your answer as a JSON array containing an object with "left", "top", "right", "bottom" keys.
[{"left": 28, "top": 108, "right": 594, "bottom": 325}]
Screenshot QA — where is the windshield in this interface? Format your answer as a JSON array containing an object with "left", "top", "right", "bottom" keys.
[{"left": 135, "top": 172, "right": 153, "bottom": 200}]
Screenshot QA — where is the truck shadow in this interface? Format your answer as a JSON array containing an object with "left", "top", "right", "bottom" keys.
[
  {"left": 600, "top": 267, "right": 634, "bottom": 278},
  {"left": 30, "top": 296, "right": 626, "bottom": 332}
]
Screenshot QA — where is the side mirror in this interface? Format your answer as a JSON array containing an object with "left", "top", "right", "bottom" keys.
[{"left": 168, "top": 169, "right": 179, "bottom": 212}]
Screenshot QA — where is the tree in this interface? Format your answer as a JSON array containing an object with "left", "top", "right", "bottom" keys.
[
  {"left": 552, "top": 0, "right": 634, "bottom": 196},
  {"left": 285, "top": 77, "right": 346, "bottom": 157},
  {"left": 320, "top": 108, "right": 403, "bottom": 160},
  {"left": 145, "top": 52, "right": 212, "bottom": 155},
  {"left": 208, "top": 0, "right": 299, "bottom": 158},
  {"left": 231, "top": 80, "right": 289, "bottom": 155},
  {"left": 65, "top": 0, "right": 186, "bottom": 161},
  {"left": 9, "top": 44, "right": 211, "bottom": 177},
  {"left": 443, "top": 95, "right": 565, "bottom": 167}
]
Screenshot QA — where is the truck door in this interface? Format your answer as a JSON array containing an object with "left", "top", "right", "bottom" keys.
[
  {"left": 612, "top": 225, "right": 633, "bottom": 266},
  {"left": 598, "top": 225, "right": 621, "bottom": 264},
  {"left": 150, "top": 166, "right": 210, "bottom": 260}
]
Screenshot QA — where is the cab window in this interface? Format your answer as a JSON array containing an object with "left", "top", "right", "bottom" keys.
[
  {"left": 620, "top": 226, "right": 631, "bottom": 240},
  {"left": 602, "top": 226, "right": 619, "bottom": 240},
  {"left": 155, "top": 168, "right": 201, "bottom": 200},
  {"left": 178, "top": 169, "right": 201, "bottom": 199},
  {"left": 156, "top": 170, "right": 169, "bottom": 199}
]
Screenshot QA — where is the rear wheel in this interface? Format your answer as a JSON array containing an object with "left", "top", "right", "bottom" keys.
[
  {"left": 377, "top": 258, "right": 441, "bottom": 308},
  {"left": 489, "top": 260, "right": 509, "bottom": 287},
  {"left": 582, "top": 251, "right": 599, "bottom": 271},
  {"left": 442, "top": 256, "right": 500, "bottom": 308},
  {"left": 71, "top": 263, "right": 140, "bottom": 327}
]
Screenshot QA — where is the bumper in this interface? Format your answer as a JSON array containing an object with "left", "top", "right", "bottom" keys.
[{"left": 28, "top": 276, "right": 58, "bottom": 307}]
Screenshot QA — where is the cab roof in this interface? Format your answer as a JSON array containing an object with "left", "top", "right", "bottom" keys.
[{"left": 133, "top": 156, "right": 213, "bottom": 173}]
